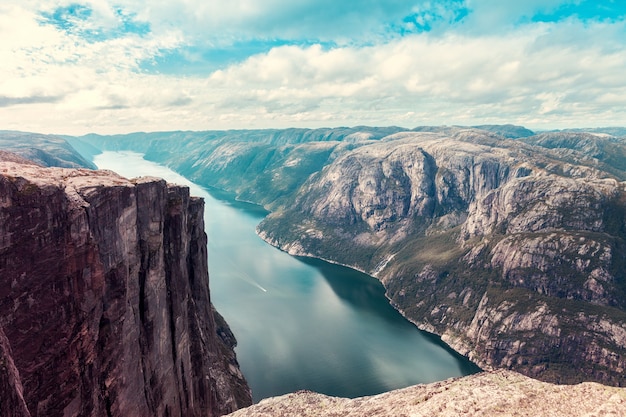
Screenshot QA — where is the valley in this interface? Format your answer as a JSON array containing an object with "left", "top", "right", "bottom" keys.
[
  {"left": 1, "top": 124, "right": 625, "bottom": 417},
  {"left": 67, "top": 125, "right": 626, "bottom": 386},
  {"left": 92, "top": 150, "right": 479, "bottom": 401}
]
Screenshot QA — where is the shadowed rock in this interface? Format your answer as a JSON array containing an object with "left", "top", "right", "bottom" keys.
[{"left": 0, "top": 157, "right": 251, "bottom": 416}]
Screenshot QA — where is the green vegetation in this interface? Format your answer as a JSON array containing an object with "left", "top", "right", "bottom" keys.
[{"left": 61, "top": 126, "right": 626, "bottom": 385}]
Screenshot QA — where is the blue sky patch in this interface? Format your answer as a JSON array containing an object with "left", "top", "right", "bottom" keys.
[
  {"left": 41, "top": 4, "right": 92, "bottom": 33},
  {"left": 40, "top": 3, "right": 150, "bottom": 42},
  {"left": 395, "top": 2, "right": 469, "bottom": 34},
  {"left": 529, "top": 0, "right": 625, "bottom": 23},
  {"left": 141, "top": 39, "right": 339, "bottom": 76},
  {"left": 115, "top": 8, "right": 151, "bottom": 37}
]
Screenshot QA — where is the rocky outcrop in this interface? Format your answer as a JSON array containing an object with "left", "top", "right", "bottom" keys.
[
  {"left": 0, "top": 156, "right": 251, "bottom": 416},
  {"left": 256, "top": 129, "right": 626, "bottom": 385},
  {"left": 225, "top": 370, "right": 626, "bottom": 417},
  {"left": 59, "top": 126, "right": 626, "bottom": 385}
]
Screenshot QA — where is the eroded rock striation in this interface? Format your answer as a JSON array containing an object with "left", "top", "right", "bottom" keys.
[
  {"left": 45, "top": 126, "right": 626, "bottom": 385},
  {"left": 0, "top": 155, "right": 251, "bottom": 416},
  {"left": 256, "top": 129, "right": 626, "bottom": 386}
]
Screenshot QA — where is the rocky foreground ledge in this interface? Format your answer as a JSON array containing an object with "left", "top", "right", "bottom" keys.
[{"left": 227, "top": 370, "right": 626, "bottom": 417}]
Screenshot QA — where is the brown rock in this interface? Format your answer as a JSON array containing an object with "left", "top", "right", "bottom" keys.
[{"left": 0, "top": 160, "right": 251, "bottom": 416}]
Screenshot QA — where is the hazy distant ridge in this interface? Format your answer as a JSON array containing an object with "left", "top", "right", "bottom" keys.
[{"left": 5, "top": 124, "right": 625, "bottom": 386}]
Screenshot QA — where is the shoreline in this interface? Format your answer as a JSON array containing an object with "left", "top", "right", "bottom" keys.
[
  {"left": 255, "top": 226, "right": 484, "bottom": 373},
  {"left": 194, "top": 181, "right": 484, "bottom": 374}
]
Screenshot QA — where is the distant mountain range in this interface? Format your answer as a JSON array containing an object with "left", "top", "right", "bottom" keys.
[
  {"left": 0, "top": 130, "right": 96, "bottom": 169},
  {"left": 3, "top": 125, "right": 626, "bottom": 388}
]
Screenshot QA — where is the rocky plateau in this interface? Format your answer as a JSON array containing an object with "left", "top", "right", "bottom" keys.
[
  {"left": 0, "top": 152, "right": 251, "bottom": 416},
  {"left": 226, "top": 369, "right": 626, "bottom": 417}
]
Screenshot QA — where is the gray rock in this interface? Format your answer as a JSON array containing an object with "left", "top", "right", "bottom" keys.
[{"left": 226, "top": 370, "right": 626, "bottom": 417}]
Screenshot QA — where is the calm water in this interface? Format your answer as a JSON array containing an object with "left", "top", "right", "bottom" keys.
[{"left": 94, "top": 151, "right": 478, "bottom": 402}]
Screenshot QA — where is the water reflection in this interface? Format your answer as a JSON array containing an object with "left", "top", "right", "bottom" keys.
[
  {"left": 297, "top": 257, "right": 405, "bottom": 326},
  {"left": 299, "top": 257, "right": 480, "bottom": 375},
  {"left": 94, "top": 151, "right": 479, "bottom": 402}
]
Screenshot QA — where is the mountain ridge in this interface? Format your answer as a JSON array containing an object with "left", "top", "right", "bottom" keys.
[
  {"left": 256, "top": 128, "right": 626, "bottom": 385},
  {"left": 3, "top": 125, "right": 625, "bottom": 387},
  {"left": 67, "top": 125, "right": 626, "bottom": 386}
]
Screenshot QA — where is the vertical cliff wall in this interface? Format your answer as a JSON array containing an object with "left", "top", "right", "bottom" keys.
[
  {"left": 256, "top": 131, "right": 626, "bottom": 385},
  {"left": 0, "top": 156, "right": 251, "bottom": 416}
]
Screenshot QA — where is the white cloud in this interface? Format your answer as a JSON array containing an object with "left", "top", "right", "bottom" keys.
[
  {"left": 0, "top": 1, "right": 625, "bottom": 134},
  {"left": 97, "top": 0, "right": 433, "bottom": 45},
  {"left": 200, "top": 19, "right": 626, "bottom": 125}
]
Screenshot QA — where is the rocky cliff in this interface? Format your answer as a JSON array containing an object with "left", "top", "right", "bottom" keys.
[
  {"left": 57, "top": 126, "right": 626, "bottom": 386},
  {"left": 0, "top": 154, "right": 251, "bottom": 416},
  {"left": 225, "top": 370, "right": 626, "bottom": 417},
  {"left": 256, "top": 129, "right": 626, "bottom": 386}
]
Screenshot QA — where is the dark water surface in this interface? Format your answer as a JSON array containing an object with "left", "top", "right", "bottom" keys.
[{"left": 94, "top": 151, "right": 478, "bottom": 402}]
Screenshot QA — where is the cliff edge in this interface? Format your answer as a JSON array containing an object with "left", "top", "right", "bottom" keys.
[
  {"left": 226, "top": 370, "right": 626, "bottom": 417},
  {"left": 0, "top": 155, "right": 251, "bottom": 416}
]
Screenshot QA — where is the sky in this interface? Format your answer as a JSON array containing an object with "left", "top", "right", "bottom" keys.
[{"left": 0, "top": 0, "right": 625, "bottom": 135}]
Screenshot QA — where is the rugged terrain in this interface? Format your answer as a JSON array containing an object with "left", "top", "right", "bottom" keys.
[
  {"left": 257, "top": 129, "right": 626, "bottom": 386},
  {"left": 64, "top": 126, "right": 626, "bottom": 386},
  {"left": 226, "top": 370, "right": 626, "bottom": 417},
  {"left": 0, "top": 130, "right": 96, "bottom": 169},
  {"left": 0, "top": 153, "right": 251, "bottom": 416}
]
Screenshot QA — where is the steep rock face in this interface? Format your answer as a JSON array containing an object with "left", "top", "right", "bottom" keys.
[
  {"left": 302, "top": 139, "right": 438, "bottom": 231},
  {"left": 226, "top": 370, "right": 626, "bottom": 417},
  {"left": 257, "top": 129, "right": 626, "bottom": 385},
  {"left": 61, "top": 127, "right": 626, "bottom": 385},
  {"left": 519, "top": 132, "right": 626, "bottom": 181},
  {"left": 462, "top": 175, "right": 620, "bottom": 238},
  {"left": 0, "top": 158, "right": 251, "bottom": 416},
  {"left": 290, "top": 133, "right": 522, "bottom": 236},
  {"left": 0, "top": 326, "right": 30, "bottom": 417}
]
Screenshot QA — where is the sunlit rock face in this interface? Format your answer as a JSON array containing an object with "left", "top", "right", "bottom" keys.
[
  {"left": 58, "top": 126, "right": 626, "bottom": 385},
  {"left": 0, "top": 155, "right": 251, "bottom": 417},
  {"left": 225, "top": 370, "right": 626, "bottom": 417},
  {"left": 255, "top": 129, "right": 626, "bottom": 386}
]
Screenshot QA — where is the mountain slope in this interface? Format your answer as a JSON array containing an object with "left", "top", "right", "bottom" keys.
[
  {"left": 258, "top": 129, "right": 626, "bottom": 385},
  {"left": 64, "top": 126, "right": 626, "bottom": 385},
  {"left": 0, "top": 131, "right": 96, "bottom": 169}
]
